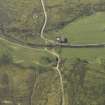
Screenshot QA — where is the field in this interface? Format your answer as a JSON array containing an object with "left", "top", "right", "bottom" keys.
[
  {"left": 62, "top": 12, "right": 105, "bottom": 44},
  {"left": 45, "top": 12, "right": 105, "bottom": 59}
]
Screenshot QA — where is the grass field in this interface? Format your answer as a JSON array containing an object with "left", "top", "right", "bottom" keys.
[
  {"left": 53, "top": 12, "right": 105, "bottom": 59},
  {"left": 62, "top": 12, "right": 105, "bottom": 44}
]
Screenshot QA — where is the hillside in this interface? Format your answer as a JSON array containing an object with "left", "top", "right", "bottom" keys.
[{"left": 0, "top": 0, "right": 105, "bottom": 105}]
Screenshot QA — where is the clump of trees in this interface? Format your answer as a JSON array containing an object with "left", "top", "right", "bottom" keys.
[{"left": 0, "top": 52, "right": 13, "bottom": 65}]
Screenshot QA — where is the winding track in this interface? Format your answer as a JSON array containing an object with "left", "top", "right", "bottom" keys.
[
  {"left": 0, "top": 1, "right": 104, "bottom": 105},
  {"left": 40, "top": 0, "right": 65, "bottom": 105},
  {"left": 1, "top": 1, "right": 105, "bottom": 104}
]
